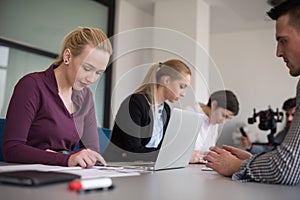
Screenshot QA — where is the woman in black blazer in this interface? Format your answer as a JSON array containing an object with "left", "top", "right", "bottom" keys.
[{"left": 104, "top": 59, "right": 192, "bottom": 162}]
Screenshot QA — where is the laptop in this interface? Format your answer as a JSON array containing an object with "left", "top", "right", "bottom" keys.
[{"left": 106, "top": 108, "right": 204, "bottom": 171}]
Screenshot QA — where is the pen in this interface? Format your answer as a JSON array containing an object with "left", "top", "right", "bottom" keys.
[{"left": 69, "top": 178, "right": 113, "bottom": 192}]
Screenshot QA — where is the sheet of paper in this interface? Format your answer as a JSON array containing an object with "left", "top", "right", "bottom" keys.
[
  {"left": 0, "top": 164, "right": 81, "bottom": 172},
  {"left": 0, "top": 164, "right": 141, "bottom": 179},
  {"left": 66, "top": 167, "right": 140, "bottom": 179}
]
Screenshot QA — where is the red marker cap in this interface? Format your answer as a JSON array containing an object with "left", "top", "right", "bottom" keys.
[{"left": 69, "top": 180, "right": 83, "bottom": 191}]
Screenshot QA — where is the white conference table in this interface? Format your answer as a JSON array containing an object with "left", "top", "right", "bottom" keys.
[{"left": 0, "top": 164, "right": 299, "bottom": 200}]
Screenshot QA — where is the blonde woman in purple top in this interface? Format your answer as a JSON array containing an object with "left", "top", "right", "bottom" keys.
[{"left": 2, "top": 27, "right": 112, "bottom": 168}]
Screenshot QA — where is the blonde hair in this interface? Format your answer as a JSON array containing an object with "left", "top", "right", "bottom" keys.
[
  {"left": 54, "top": 27, "right": 112, "bottom": 65},
  {"left": 135, "top": 59, "right": 191, "bottom": 106}
]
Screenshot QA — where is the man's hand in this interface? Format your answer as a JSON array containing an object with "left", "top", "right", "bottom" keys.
[
  {"left": 222, "top": 145, "right": 252, "bottom": 160},
  {"left": 204, "top": 146, "right": 245, "bottom": 177},
  {"left": 68, "top": 149, "right": 107, "bottom": 168}
]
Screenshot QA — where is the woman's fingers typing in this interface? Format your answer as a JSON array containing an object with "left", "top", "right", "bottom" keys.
[{"left": 68, "top": 149, "right": 107, "bottom": 168}]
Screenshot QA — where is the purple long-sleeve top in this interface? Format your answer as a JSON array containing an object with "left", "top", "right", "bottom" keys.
[{"left": 2, "top": 65, "right": 100, "bottom": 166}]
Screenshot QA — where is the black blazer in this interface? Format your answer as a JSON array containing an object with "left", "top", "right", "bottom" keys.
[{"left": 103, "top": 93, "right": 171, "bottom": 162}]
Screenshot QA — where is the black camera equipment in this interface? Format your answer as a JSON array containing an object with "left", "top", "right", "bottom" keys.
[{"left": 247, "top": 106, "right": 283, "bottom": 145}]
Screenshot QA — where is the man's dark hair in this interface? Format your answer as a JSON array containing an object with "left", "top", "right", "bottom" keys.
[
  {"left": 282, "top": 97, "right": 296, "bottom": 111},
  {"left": 207, "top": 90, "right": 239, "bottom": 116},
  {"left": 267, "top": 0, "right": 300, "bottom": 31}
]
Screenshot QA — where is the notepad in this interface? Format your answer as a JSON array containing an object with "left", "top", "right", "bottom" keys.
[{"left": 0, "top": 170, "right": 80, "bottom": 186}]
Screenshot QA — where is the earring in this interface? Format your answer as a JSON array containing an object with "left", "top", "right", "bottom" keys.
[{"left": 64, "top": 60, "right": 68, "bottom": 64}]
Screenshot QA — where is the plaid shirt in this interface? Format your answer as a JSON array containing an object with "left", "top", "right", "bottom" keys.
[{"left": 233, "top": 79, "right": 300, "bottom": 185}]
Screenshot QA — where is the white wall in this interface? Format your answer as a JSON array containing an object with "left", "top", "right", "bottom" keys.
[
  {"left": 111, "top": 0, "right": 154, "bottom": 127},
  {"left": 153, "top": 0, "right": 211, "bottom": 108},
  {"left": 211, "top": 28, "right": 298, "bottom": 146}
]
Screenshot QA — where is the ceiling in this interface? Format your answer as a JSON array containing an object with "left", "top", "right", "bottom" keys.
[{"left": 124, "top": 0, "right": 275, "bottom": 34}]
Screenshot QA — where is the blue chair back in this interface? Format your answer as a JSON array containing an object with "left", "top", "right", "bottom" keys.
[
  {"left": 73, "top": 127, "right": 111, "bottom": 154},
  {"left": 98, "top": 127, "right": 111, "bottom": 154},
  {"left": 0, "top": 118, "right": 5, "bottom": 162}
]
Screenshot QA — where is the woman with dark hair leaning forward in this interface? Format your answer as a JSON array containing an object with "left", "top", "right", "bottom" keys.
[{"left": 186, "top": 90, "right": 239, "bottom": 163}]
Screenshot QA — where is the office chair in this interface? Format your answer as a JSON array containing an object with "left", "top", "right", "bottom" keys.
[
  {"left": 73, "top": 127, "right": 111, "bottom": 154},
  {"left": 98, "top": 127, "right": 111, "bottom": 154},
  {"left": 0, "top": 118, "right": 5, "bottom": 162}
]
